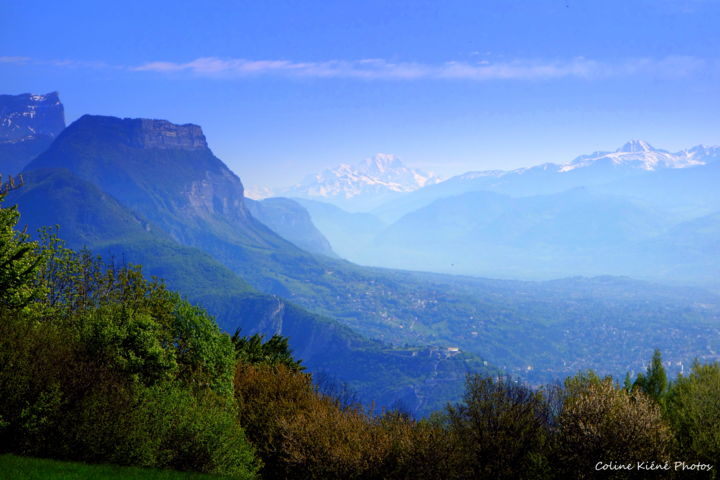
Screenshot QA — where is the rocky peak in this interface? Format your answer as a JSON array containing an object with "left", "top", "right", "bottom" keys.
[
  {"left": 0, "top": 91, "right": 65, "bottom": 141},
  {"left": 617, "top": 140, "right": 655, "bottom": 153}
]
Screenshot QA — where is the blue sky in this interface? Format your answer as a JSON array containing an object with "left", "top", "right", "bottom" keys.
[{"left": 2, "top": 0, "right": 719, "bottom": 191}]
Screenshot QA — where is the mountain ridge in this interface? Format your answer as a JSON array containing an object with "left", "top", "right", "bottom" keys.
[
  {"left": 0, "top": 92, "right": 66, "bottom": 175},
  {"left": 371, "top": 140, "right": 720, "bottom": 223}
]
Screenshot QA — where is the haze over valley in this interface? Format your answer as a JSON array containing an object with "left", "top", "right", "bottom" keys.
[
  {"left": 269, "top": 141, "right": 720, "bottom": 287},
  {"left": 2, "top": 92, "right": 719, "bottom": 416}
]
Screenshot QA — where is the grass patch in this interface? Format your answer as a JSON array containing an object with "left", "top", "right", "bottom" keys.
[{"left": 0, "top": 454, "right": 224, "bottom": 480}]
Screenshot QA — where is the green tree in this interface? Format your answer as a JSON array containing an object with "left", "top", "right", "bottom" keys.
[
  {"left": 0, "top": 194, "right": 42, "bottom": 309},
  {"left": 665, "top": 361, "right": 720, "bottom": 470},
  {"left": 633, "top": 349, "right": 668, "bottom": 404},
  {"left": 231, "top": 330, "right": 304, "bottom": 372}
]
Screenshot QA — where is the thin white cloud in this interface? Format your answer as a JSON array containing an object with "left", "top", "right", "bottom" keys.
[
  {"left": 1, "top": 54, "right": 711, "bottom": 81},
  {"left": 0, "top": 56, "right": 118, "bottom": 69},
  {"left": 131, "top": 56, "right": 709, "bottom": 81},
  {"left": 0, "top": 56, "right": 31, "bottom": 63}
]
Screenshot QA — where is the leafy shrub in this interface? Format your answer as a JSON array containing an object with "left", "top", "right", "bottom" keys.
[
  {"left": 446, "top": 375, "right": 552, "bottom": 480},
  {"left": 556, "top": 376, "right": 673, "bottom": 478}
]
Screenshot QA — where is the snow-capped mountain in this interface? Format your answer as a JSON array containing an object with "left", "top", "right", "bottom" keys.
[
  {"left": 451, "top": 140, "right": 719, "bottom": 183},
  {"left": 281, "top": 154, "right": 441, "bottom": 210},
  {"left": 372, "top": 140, "right": 720, "bottom": 223},
  {"left": 559, "top": 140, "right": 713, "bottom": 172}
]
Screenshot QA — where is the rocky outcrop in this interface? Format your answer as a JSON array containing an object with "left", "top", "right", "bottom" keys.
[{"left": 0, "top": 92, "right": 66, "bottom": 175}]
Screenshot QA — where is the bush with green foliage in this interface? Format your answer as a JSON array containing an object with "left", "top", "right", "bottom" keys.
[
  {"left": 555, "top": 374, "right": 673, "bottom": 478},
  {"left": 0, "top": 195, "right": 259, "bottom": 479},
  {"left": 446, "top": 375, "right": 552, "bottom": 480},
  {"left": 233, "top": 360, "right": 462, "bottom": 480}
]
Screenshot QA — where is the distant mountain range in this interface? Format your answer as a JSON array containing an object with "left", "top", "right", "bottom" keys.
[
  {"left": 286, "top": 139, "right": 720, "bottom": 287},
  {"left": 560, "top": 139, "right": 711, "bottom": 171},
  {"left": 0, "top": 92, "right": 65, "bottom": 175},
  {"left": 4, "top": 92, "right": 720, "bottom": 416},
  {"left": 279, "top": 153, "right": 441, "bottom": 211},
  {"left": 372, "top": 140, "right": 720, "bottom": 223}
]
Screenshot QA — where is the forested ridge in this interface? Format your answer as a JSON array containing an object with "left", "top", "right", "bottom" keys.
[{"left": 1, "top": 189, "right": 719, "bottom": 479}]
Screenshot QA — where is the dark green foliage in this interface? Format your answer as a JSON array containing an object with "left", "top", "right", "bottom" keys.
[
  {"left": 231, "top": 330, "right": 304, "bottom": 372},
  {"left": 121, "top": 385, "right": 256, "bottom": 477},
  {"left": 632, "top": 349, "right": 668, "bottom": 403}
]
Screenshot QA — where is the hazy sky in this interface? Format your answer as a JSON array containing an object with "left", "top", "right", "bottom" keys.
[{"left": 2, "top": 0, "right": 719, "bottom": 190}]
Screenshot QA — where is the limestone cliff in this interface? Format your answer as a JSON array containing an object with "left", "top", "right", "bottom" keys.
[{"left": 0, "top": 92, "right": 66, "bottom": 174}]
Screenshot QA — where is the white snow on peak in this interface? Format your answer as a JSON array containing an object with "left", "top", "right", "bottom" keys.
[
  {"left": 285, "top": 154, "right": 441, "bottom": 200},
  {"left": 559, "top": 140, "right": 711, "bottom": 172}
]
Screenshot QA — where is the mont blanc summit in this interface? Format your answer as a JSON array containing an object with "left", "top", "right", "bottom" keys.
[{"left": 282, "top": 153, "right": 441, "bottom": 210}]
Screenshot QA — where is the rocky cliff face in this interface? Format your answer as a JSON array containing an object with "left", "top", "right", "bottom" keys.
[
  {"left": 0, "top": 92, "right": 65, "bottom": 141},
  {"left": 130, "top": 119, "right": 207, "bottom": 150},
  {"left": 23, "top": 115, "right": 299, "bottom": 250},
  {"left": 0, "top": 92, "right": 66, "bottom": 175}
]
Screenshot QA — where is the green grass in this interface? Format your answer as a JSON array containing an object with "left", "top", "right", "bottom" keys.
[{"left": 0, "top": 454, "right": 225, "bottom": 480}]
